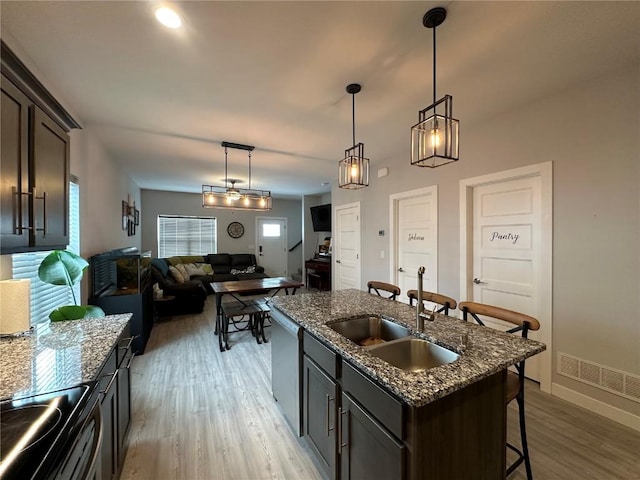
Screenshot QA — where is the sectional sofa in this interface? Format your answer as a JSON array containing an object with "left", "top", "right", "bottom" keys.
[{"left": 150, "top": 253, "right": 267, "bottom": 316}]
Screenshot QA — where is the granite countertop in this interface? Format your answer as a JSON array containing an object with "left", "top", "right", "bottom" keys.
[
  {"left": 0, "top": 314, "right": 131, "bottom": 400},
  {"left": 270, "top": 290, "right": 546, "bottom": 407}
]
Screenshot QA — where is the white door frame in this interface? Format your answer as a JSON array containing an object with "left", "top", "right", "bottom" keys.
[
  {"left": 333, "top": 202, "right": 361, "bottom": 290},
  {"left": 389, "top": 185, "right": 438, "bottom": 295},
  {"left": 459, "top": 161, "right": 552, "bottom": 393}
]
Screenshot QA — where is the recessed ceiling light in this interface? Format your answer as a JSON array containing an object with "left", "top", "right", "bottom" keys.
[{"left": 155, "top": 6, "right": 182, "bottom": 29}]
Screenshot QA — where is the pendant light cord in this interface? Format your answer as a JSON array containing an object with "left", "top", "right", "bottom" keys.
[
  {"left": 432, "top": 24, "right": 437, "bottom": 109},
  {"left": 248, "top": 151, "right": 252, "bottom": 189},
  {"left": 224, "top": 146, "right": 228, "bottom": 188},
  {"left": 352, "top": 91, "right": 356, "bottom": 146}
]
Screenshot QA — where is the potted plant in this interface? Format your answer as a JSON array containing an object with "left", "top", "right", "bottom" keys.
[{"left": 38, "top": 250, "right": 105, "bottom": 321}]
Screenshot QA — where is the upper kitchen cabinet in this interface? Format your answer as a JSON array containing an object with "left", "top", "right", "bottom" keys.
[{"left": 0, "top": 40, "right": 80, "bottom": 254}]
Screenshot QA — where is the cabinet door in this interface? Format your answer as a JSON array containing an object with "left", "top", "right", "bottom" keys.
[
  {"left": 31, "top": 106, "right": 69, "bottom": 249},
  {"left": 303, "top": 355, "right": 338, "bottom": 480},
  {"left": 117, "top": 341, "right": 133, "bottom": 470},
  {"left": 0, "top": 75, "right": 30, "bottom": 251},
  {"left": 99, "top": 351, "right": 119, "bottom": 480},
  {"left": 340, "top": 392, "right": 405, "bottom": 480}
]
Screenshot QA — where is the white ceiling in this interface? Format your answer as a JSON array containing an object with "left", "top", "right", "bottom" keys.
[{"left": 2, "top": 1, "right": 638, "bottom": 199}]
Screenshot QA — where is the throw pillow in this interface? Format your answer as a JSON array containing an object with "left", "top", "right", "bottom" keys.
[
  {"left": 169, "top": 265, "right": 186, "bottom": 283},
  {"left": 230, "top": 265, "right": 256, "bottom": 275},
  {"left": 196, "top": 263, "right": 214, "bottom": 275},
  {"left": 185, "top": 263, "right": 208, "bottom": 277},
  {"left": 175, "top": 263, "right": 188, "bottom": 279}
]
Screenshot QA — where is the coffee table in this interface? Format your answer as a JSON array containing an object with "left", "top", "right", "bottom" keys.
[{"left": 210, "top": 277, "right": 304, "bottom": 351}]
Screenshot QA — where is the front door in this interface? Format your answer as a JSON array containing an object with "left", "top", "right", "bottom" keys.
[
  {"left": 390, "top": 186, "right": 438, "bottom": 305},
  {"left": 334, "top": 203, "right": 360, "bottom": 290},
  {"left": 256, "top": 217, "right": 287, "bottom": 277},
  {"left": 460, "top": 162, "right": 552, "bottom": 391}
]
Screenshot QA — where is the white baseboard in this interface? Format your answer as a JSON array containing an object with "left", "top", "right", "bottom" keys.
[{"left": 552, "top": 383, "right": 640, "bottom": 432}]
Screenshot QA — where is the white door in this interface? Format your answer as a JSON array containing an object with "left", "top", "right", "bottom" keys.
[
  {"left": 460, "top": 162, "right": 552, "bottom": 392},
  {"left": 390, "top": 186, "right": 438, "bottom": 305},
  {"left": 256, "top": 217, "right": 287, "bottom": 277},
  {"left": 334, "top": 203, "right": 360, "bottom": 290}
]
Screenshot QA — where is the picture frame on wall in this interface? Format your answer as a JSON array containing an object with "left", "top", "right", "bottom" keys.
[
  {"left": 122, "top": 201, "right": 129, "bottom": 230},
  {"left": 134, "top": 209, "right": 139, "bottom": 226}
]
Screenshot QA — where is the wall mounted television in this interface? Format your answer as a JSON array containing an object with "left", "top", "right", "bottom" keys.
[{"left": 310, "top": 204, "right": 331, "bottom": 232}]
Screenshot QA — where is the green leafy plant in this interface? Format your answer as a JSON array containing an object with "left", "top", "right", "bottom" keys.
[{"left": 38, "top": 250, "right": 105, "bottom": 321}]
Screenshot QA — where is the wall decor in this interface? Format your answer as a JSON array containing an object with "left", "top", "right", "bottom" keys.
[
  {"left": 122, "top": 200, "right": 129, "bottom": 230},
  {"left": 227, "top": 221, "right": 244, "bottom": 239}
]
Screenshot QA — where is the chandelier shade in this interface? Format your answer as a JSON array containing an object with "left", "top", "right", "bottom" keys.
[
  {"left": 411, "top": 7, "right": 460, "bottom": 168},
  {"left": 338, "top": 83, "right": 370, "bottom": 189},
  {"left": 202, "top": 141, "right": 272, "bottom": 211}
]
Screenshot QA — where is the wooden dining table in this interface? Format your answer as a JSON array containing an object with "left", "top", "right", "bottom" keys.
[{"left": 210, "top": 277, "right": 304, "bottom": 351}]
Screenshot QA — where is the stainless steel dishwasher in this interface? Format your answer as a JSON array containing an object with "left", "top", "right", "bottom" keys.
[{"left": 271, "top": 307, "right": 303, "bottom": 436}]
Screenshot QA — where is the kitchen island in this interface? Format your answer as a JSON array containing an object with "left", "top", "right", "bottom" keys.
[
  {"left": 270, "top": 290, "right": 545, "bottom": 480},
  {"left": 0, "top": 314, "right": 133, "bottom": 480}
]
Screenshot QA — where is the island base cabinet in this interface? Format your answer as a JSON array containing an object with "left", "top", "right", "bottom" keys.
[
  {"left": 339, "top": 392, "right": 405, "bottom": 480},
  {"left": 405, "top": 370, "right": 507, "bottom": 480},
  {"left": 303, "top": 355, "right": 338, "bottom": 480}
]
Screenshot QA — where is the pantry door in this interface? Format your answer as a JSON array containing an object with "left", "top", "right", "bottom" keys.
[{"left": 460, "top": 162, "right": 552, "bottom": 392}]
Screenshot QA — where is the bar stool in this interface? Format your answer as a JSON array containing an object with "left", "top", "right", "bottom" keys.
[
  {"left": 406, "top": 289, "right": 457, "bottom": 315},
  {"left": 220, "top": 300, "right": 263, "bottom": 351},
  {"left": 367, "top": 281, "right": 400, "bottom": 300},
  {"left": 306, "top": 271, "right": 323, "bottom": 291},
  {"left": 459, "top": 301, "right": 540, "bottom": 480}
]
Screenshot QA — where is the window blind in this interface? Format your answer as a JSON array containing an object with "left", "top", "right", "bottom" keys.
[
  {"left": 11, "top": 180, "right": 80, "bottom": 326},
  {"left": 157, "top": 215, "right": 217, "bottom": 257}
]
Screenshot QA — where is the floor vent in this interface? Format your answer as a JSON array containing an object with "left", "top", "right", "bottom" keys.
[{"left": 558, "top": 352, "right": 640, "bottom": 403}]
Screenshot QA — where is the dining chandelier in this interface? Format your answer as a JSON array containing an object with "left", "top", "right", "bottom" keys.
[
  {"left": 202, "top": 141, "right": 272, "bottom": 211},
  {"left": 338, "top": 83, "right": 370, "bottom": 189},
  {"left": 411, "top": 7, "right": 459, "bottom": 168}
]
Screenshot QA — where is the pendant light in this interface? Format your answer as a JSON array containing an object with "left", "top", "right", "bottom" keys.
[
  {"left": 411, "top": 7, "right": 459, "bottom": 168},
  {"left": 202, "top": 141, "right": 272, "bottom": 211},
  {"left": 338, "top": 83, "right": 370, "bottom": 189}
]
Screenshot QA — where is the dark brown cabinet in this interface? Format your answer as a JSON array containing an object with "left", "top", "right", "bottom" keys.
[{"left": 1, "top": 41, "right": 78, "bottom": 254}]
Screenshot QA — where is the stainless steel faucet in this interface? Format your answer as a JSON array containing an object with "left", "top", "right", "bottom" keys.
[{"left": 416, "top": 266, "right": 435, "bottom": 332}]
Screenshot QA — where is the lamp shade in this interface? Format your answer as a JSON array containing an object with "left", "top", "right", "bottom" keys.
[
  {"left": 411, "top": 95, "right": 459, "bottom": 167},
  {"left": 338, "top": 143, "right": 370, "bottom": 189}
]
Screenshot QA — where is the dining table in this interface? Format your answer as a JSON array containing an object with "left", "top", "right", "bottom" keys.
[{"left": 210, "top": 277, "right": 304, "bottom": 351}]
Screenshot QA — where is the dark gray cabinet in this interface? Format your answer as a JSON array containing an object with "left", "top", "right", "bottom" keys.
[
  {"left": 299, "top": 328, "right": 507, "bottom": 480},
  {"left": 303, "top": 355, "right": 338, "bottom": 479},
  {"left": 94, "top": 322, "right": 133, "bottom": 480},
  {"left": 303, "top": 332, "right": 403, "bottom": 480},
  {"left": 0, "top": 41, "right": 78, "bottom": 254},
  {"left": 339, "top": 392, "right": 404, "bottom": 480}
]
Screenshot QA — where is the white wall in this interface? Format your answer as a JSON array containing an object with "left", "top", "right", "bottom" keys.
[
  {"left": 333, "top": 64, "right": 640, "bottom": 419},
  {"left": 140, "top": 189, "right": 302, "bottom": 276}
]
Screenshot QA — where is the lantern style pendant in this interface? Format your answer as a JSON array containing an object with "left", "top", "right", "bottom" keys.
[{"left": 339, "top": 83, "right": 370, "bottom": 189}]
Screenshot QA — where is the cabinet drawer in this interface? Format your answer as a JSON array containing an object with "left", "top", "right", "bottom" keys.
[
  {"left": 303, "top": 331, "right": 337, "bottom": 378},
  {"left": 342, "top": 361, "right": 404, "bottom": 440}
]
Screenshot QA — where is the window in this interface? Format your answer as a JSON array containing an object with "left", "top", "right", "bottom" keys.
[
  {"left": 158, "top": 215, "right": 217, "bottom": 257},
  {"left": 12, "top": 178, "right": 80, "bottom": 326},
  {"left": 262, "top": 223, "right": 281, "bottom": 237}
]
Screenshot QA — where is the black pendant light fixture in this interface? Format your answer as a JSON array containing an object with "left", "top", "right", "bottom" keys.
[
  {"left": 202, "top": 141, "right": 272, "bottom": 211},
  {"left": 411, "top": 7, "right": 459, "bottom": 168},
  {"left": 338, "top": 83, "right": 370, "bottom": 189}
]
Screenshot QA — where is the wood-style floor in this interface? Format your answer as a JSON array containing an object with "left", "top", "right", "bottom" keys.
[{"left": 121, "top": 299, "right": 640, "bottom": 480}]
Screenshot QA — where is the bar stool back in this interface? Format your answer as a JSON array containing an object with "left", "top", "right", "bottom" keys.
[
  {"left": 406, "top": 289, "right": 457, "bottom": 315},
  {"left": 459, "top": 301, "right": 540, "bottom": 480},
  {"left": 367, "top": 281, "right": 401, "bottom": 300}
]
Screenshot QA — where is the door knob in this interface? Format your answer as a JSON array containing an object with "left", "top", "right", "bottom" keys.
[
  {"left": 398, "top": 267, "right": 404, "bottom": 272},
  {"left": 473, "top": 278, "right": 487, "bottom": 285},
  {"left": 336, "top": 259, "right": 341, "bottom": 264}
]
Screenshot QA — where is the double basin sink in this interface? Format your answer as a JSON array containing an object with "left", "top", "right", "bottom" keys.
[{"left": 328, "top": 315, "right": 459, "bottom": 372}]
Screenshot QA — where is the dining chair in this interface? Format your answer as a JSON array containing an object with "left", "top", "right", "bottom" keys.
[
  {"left": 459, "top": 301, "right": 540, "bottom": 480},
  {"left": 367, "top": 281, "right": 401, "bottom": 300},
  {"left": 406, "top": 289, "right": 457, "bottom": 315}
]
